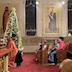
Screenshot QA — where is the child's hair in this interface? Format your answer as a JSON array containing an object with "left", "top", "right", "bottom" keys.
[
  {"left": 59, "top": 37, "right": 64, "bottom": 41},
  {"left": 54, "top": 40, "right": 57, "bottom": 45}
]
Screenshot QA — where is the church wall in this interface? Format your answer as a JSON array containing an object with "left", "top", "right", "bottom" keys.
[
  {"left": 0, "top": 0, "right": 68, "bottom": 37},
  {"left": 61, "top": 4, "right": 68, "bottom": 37},
  {"left": 0, "top": 0, "right": 24, "bottom": 36},
  {"left": 37, "top": 0, "right": 68, "bottom": 37},
  {"left": 0, "top": 0, "right": 68, "bottom": 53}
]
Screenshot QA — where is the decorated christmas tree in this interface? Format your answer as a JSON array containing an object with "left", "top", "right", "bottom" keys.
[{"left": 4, "top": 7, "right": 22, "bottom": 49}]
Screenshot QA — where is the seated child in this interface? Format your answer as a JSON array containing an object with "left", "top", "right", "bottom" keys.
[
  {"left": 48, "top": 40, "right": 59, "bottom": 63},
  {"left": 51, "top": 40, "right": 60, "bottom": 52}
]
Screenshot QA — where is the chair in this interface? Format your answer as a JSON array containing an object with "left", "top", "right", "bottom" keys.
[
  {"left": 67, "top": 42, "right": 72, "bottom": 59},
  {"left": 56, "top": 44, "right": 68, "bottom": 63},
  {"left": 42, "top": 45, "right": 49, "bottom": 64},
  {"left": 36, "top": 44, "right": 49, "bottom": 64},
  {"left": 59, "top": 59, "right": 72, "bottom": 72},
  {"left": 36, "top": 50, "right": 42, "bottom": 64}
]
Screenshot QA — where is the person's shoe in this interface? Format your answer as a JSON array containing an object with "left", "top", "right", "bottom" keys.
[
  {"left": 48, "top": 60, "right": 54, "bottom": 63},
  {"left": 36, "top": 59, "right": 38, "bottom": 62},
  {"left": 8, "top": 64, "right": 14, "bottom": 68},
  {"left": 48, "top": 60, "right": 51, "bottom": 63},
  {"left": 55, "top": 62, "right": 57, "bottom": 65},
  {"left": 51, "top": 63, "right": 55, "bottom": 65},
  {"left": 17, "top": 63, "right": 21, "bottom": 66}
]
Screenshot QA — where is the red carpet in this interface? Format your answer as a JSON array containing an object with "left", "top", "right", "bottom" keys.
[{"left": 9, "top": 54, "right": 59, "bottom": 72}]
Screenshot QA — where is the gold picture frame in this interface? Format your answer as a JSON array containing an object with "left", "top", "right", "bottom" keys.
[{"left": 44, "top": 6, "right": 60, "bottom": 34}]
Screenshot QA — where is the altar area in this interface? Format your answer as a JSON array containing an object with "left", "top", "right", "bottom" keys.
[{"left": 0, "top": 45, "right": 13, "bottom": 72}]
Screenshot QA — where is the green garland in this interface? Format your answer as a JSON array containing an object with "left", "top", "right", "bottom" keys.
[{"left": 4, "top": 8, "right": 22, "bottom": 48}]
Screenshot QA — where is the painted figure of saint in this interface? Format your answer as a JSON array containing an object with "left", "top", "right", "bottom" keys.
[
  {"left": 48, "top": 9, "right": 56, "bottom": 32},
  {"left": 3, "top": 7, "right": 9, "bottom": 32}
]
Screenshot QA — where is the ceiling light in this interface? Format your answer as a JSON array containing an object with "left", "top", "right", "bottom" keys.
[
  {"left": 61, "top": 1, "right": 65, "bottom": 5},
  {"left": 36, "top": 1, "right": 39, "bottom": 5}
]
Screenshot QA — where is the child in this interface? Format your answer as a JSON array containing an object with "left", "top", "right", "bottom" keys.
[
  {"left": 51, "top": 40, "right": 60, "bottom": 52},
  {"left": 48, "top": 37, "right": 65, "bottom": 63},
  {"left": 48, "top": 40, "right": 59, "bottom": 63}
]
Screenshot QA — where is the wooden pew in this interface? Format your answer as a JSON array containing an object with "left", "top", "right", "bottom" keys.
[
  {"left": 67, "top": 42, "right": 72, "bottom": 59},
  {"left": 37, "top": 50, "right": 42, "bottom": 64},
  {"left": 42, "top": 45, "right": 49, "bottom": 64},
  {"left": 36, "top": 43, "right": 49, "bottom": 64},
  {"left": 59, "top": 59, "right": 72, "bottom": 72},
  {"left": 56, "top": 44, "right": 69, "bottom": 63}
]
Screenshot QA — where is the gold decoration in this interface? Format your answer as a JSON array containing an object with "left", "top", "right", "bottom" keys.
[{"left": 11, "top": 7, "right": 16, "bottom": 12}]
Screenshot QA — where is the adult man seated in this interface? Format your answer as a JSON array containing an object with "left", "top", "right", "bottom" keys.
[
  {"left": 6, "top": 34, "right": 23, "bottom": 67},
  {"left": 48, "top": 37, "right": 65, "bottom": 64}
]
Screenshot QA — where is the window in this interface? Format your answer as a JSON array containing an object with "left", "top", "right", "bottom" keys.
[
  {"left": 25, "top": 0, "right": 36, "bottom": 36},
  {"left": 68, "top": 0, "right": 72, "bottom": 34}
]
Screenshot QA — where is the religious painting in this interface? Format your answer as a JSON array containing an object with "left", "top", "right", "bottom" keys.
[
  {"left": 0, "top": 3, "right": 19, "bottom": 33},
  {"left": 44, "top": 6, "right": 60, "bottom": 34},
  {"left": 3, "top": 7, "right": 9, "bottom": 32}
]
